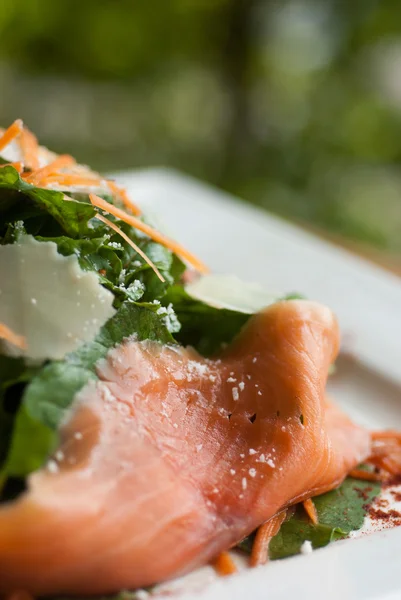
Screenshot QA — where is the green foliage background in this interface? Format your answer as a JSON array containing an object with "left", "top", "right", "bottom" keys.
[{"left": 1, "top": 0, "right": 401, "bottom": 251}]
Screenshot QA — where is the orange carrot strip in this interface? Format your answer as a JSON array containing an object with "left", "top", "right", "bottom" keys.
[
  {"left": 370, "top": 455, "right": 401, "bottom": 477},
  {"left": 0, "top": 162, "right": 23, "bottom": 173},
  {"left": 349, "top": 469, "right": 383, "bottom": 482},
  {"left": 250, "top": 510, "right": 287, "bottom": 567},
  {"left": 94, "top": 213, "right": 165, "bottom": 283},
  {"left": 0, "top": 119, "right": 23, "bottom": 152},
  {"left": 0, "top": 323, "right": 27, "bottom": 351},
  {"left": 371, "top": 430, "right": 401, "bottom": 442},
  {"left": 89, "top": 193, "right": 208, "bottom": 274},
  {"left": 107, "top": 180, "right": 141, "bottom": 216},
  {"left": 43, "top": 174, "right": 103, "bottom": 187},
  {"left": 303, "top": 498, "right": 318, "bottom": 525},
  {"left": 20, "top": 127, "right": 40, "bottom": 170},
  {"left": 212, "top": 551, "right": 238, "bottom": 576},
  {"left": 26, "top": 154, "right": 76, "bottom": 184}
]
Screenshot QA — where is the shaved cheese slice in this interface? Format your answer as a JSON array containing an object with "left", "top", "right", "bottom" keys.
[
  {"left": 185, "top": 274, "right": 278, "bottom": 314},
  {"left": 0, "top": 236, "right": 115, "bottom": 360}
]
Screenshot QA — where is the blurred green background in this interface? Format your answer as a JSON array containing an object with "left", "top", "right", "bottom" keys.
[{"left": 1, "top": 0, "right": 401, "bottom": 260}]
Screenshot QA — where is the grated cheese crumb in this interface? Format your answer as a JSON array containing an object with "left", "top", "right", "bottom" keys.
[
  {"left": 242, "top": 477, "right": 247, "bottom": 490},
  {"left": 230, "top": 469, "right": 236, "bottom": 475},
  {"left": 249, "top": 448, "right": 257, "bottom": 455},
  {"left": 227, "top": 376, "right": 236, "bottom": 383},
  {"left": 249, "top": 468, "right": 256, "bottom": 477},
  {"left": 47, "top": 460, "right": 58, "bottom": 474},
  {"left": 55, "top": 450, "right": 64, "bottom": 461},
  {"left": 259, "top": 454, "right": 266, "bottom": 462},
  {"left": 239, "top": 381, "right": 245, "bottom": 391},
  {"left": 196, "top": 444, "right": 203, "bottom": 452},
  {"left": 300, "top": 540, "right": 313, "bottom": 555},
  {"left": 252, "top": 357, "right": 257, "bottom": 363},
  {"left": 102, "top": 386, "right": 116, "bottom": 403},
  {"left": 232, "top": 387, "right": 239, "bottom": 401},
  {"left": 74, "top": 432, "right": 83, "bottom": 440},
  {"left": 267, "top": 458, "right": 275, "bottom": 468},
  {"left": 188, "top": 360, "right": 209, "bottom": 377}
]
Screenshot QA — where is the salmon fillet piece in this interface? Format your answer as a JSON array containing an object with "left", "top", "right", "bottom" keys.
[{"left": 0, "top": 300, "right": 371, "bottom": 595}]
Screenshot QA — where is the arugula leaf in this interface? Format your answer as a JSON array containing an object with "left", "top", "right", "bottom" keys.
[
  {"left": 239, "top": 476, "right": 381, "bottom": 559},
  {"left": 3, "top": 302, "right": 175, "bottom": 479},
  {"left": 311, "top": 475, "right": 380, "bottom": 533},
  {"left": 162, "top": 285, "right": 250, "bottom": 356},
  {"left": 0, "top": 166, "right": 95, "bottom": 237},
  {"left": 0, "top": 357, "right": 41, "bottom": 484}
]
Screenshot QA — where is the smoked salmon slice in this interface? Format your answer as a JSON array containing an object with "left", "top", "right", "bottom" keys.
[{"left": 0, "top": 300, "right": 371, "bottom": 595}]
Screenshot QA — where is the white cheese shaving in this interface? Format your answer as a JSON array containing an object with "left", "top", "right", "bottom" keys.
[
  {"left": 185, "top": 274, "right": 278, "bottom": 313},
  {"left": 0, "top": 236, "right": 115, "bottom": 360}
]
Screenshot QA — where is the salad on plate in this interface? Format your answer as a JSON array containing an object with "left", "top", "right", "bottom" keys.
[{"left": 0, "top": 120, "right": 400, "bottom": 598}]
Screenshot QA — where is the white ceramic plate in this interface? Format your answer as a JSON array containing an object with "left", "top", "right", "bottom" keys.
[{"left": 113, "top": 168, "right": 401, "bottom": 600}]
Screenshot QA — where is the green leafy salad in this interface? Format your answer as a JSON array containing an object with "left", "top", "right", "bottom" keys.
[{"left": 0, "top": 121, "right": 382, "bottom": 598}]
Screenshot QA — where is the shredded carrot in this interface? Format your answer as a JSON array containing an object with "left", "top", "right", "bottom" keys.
[
  {"left": 348, "top": 468, "right": 383, "bottom": 482},
  {"left": 20, "top": 126, "right": 40, "bottom": 170},
  {"left": 89, "top": 193, "right": 208, "bottom": 274},
  {"left": 0, "top": 119, "right": 23, "bottom": 152},
  {"left": 43, "top": 174, "right": 103, "bottom": 187},
  {"left": 25, "top": 154, "right": 76, "bottom": 184},
  {"left": 302, "top": 498, "right": 318, "bottom": 525},
  {"left": 371, "top": 430, "right": 401, "bottom": 442},
  {"left": 250, "top": 510, "right": 287, "bottom": 567},
  {"left": 94, "top": 214, "right": 165, "bottom": 283},
  {"left": 0, "top": 323, "right": 27, "bottom": 351},
  {"left": 107, "top": 180, "right": 141, "bottom": 216},
  {"left": 212, "top": 551, "right": 238, "bottom": 576},
  {"left": 0, "top": 161, "right": 23, "bottom": 173},
  {"left": 369, "top": 455, "right": 401, "bottom": 477}
]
